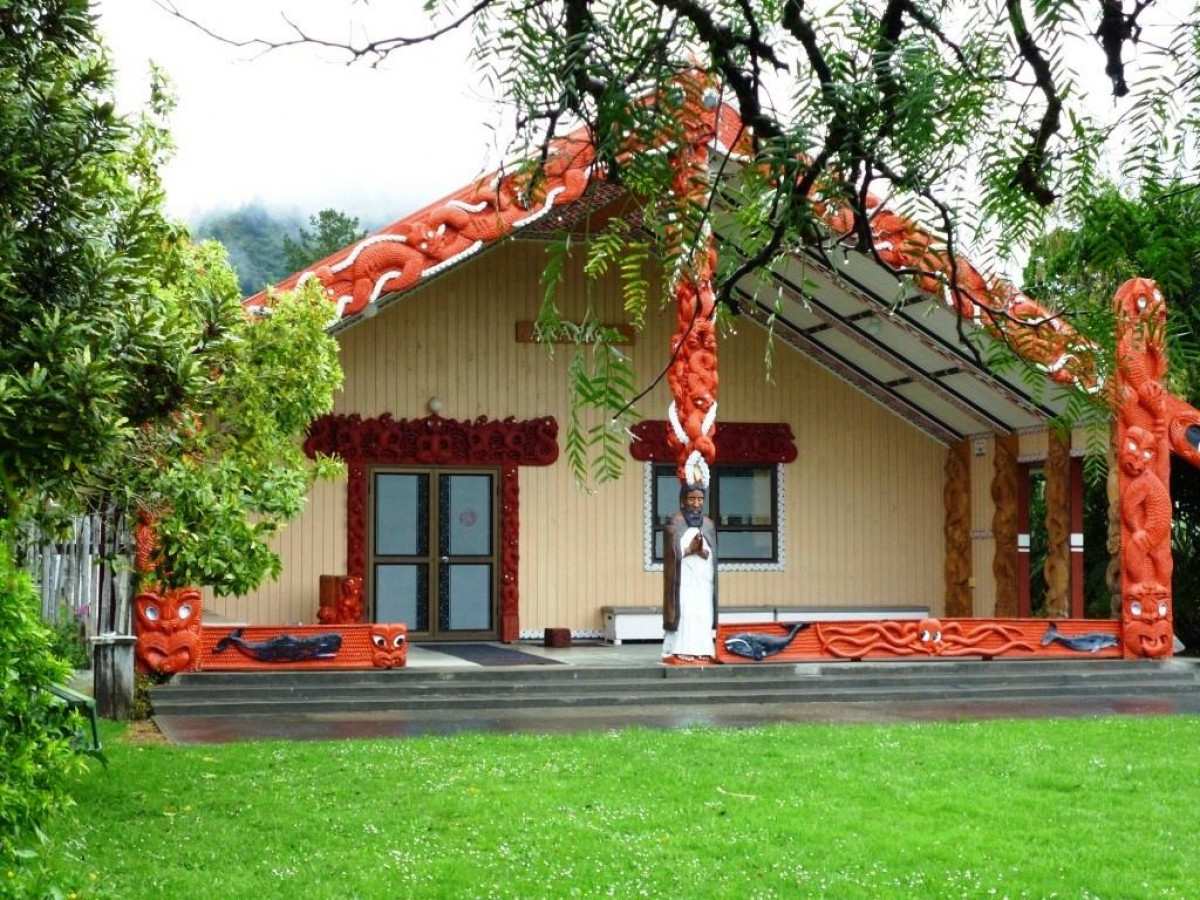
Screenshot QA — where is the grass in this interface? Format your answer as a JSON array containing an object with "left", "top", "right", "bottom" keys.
[{"left": 23, "top": 716, "right": 1200, "bottom": 899}]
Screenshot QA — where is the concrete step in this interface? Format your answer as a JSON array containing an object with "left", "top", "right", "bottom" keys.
[
  {"left": 151, "top": 673, "right": 1200, "bottom": 717},
  {"left": 150, "top": 667, "right": 1196, "bottom": 705}
]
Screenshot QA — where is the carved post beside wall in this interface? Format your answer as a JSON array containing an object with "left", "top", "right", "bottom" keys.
[
  {"left": 991, "top": 433, "right": 1020, "bottom": 617},
  {"left": 1043, "top": 430, "right": 1072, "bottom": 618},
  {"left": 944, "top": 439, "right": 972, "bottom": 617}
]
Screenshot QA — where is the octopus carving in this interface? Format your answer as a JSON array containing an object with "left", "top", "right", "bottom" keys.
[
  {"left": 815, "top": 618, "right": 1034, "bottom": 659},
  {"left": 317, "top": 576, "right": 364, "bottom": 625},
  {"left": 134, "top": 586, "right": 203, "bottom": 674},
  {"left": 369, "top": 624, "right": 408, "bottom": 669},
  {"left": 1113, "top": 279, "right": 1174, "bottom": 658}
]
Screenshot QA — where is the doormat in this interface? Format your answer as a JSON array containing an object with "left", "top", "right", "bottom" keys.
[{"left": 421, "top": 643, "right": 564, "bottom": 666}]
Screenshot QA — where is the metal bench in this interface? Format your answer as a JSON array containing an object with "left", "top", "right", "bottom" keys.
[{"left": 47, "top": 683, "right": 106, "bottom": 766}]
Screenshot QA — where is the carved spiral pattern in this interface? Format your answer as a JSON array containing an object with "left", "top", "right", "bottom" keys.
[
  {"left": 665, "top": 137, "right": 719, "bottom": 487},
  {"left": 991, "top": 434, "right": 1020, "bottom": 617},
  {"left": 943, "top": 440, "right": 972, "bottom": 617},
  {"left": 500, "top": 467, "right": 520, "bottom": 643},
  {"left": 1042, "top": 432, "right": 1071, "bottom": 618}
]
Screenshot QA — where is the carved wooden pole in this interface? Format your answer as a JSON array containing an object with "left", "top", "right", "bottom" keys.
[
  {"left": 991, "top": 433, "right": 1020, "bottom": 616},
  {"left": 943, "top": 439, "right": 972, "bottom": 616},
  {"left": 1113, "top": 278, "right": 1174, "bottom": 658},
  {"left": 1042, "top": 430, "right": 1071, "bottom": 618},
  {"left": 665, "top": 86, "right": 720, "bottom": 489}
]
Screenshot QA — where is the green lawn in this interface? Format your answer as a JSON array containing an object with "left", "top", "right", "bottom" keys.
[{"left": 26, "top": 716, "right": 1200, "bottom": 899}]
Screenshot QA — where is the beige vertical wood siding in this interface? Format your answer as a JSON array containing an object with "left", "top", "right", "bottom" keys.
[{"left": 213, "top": 241, "right": 946, "bottom": 630}]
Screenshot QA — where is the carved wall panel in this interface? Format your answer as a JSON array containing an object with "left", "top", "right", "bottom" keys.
[
  {"left": 991, "top": 433, "right": 1020, "bottom": 616},
  {"left": 1042, "top": 431, "right": 1071, "bottom": 618},
  {"left": 943, "top": 440, "right": 972, "bottom": 617},
  {"left": 628, "top": 421, "right": 798, "bottom": 464}
]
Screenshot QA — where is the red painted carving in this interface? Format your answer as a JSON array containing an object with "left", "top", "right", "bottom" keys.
[
  {"left": 134, "top": 586, "right": 203, "bottom": 674},
  {"left": 260, "top": 139, "right": 595, "bottom": 317},
  {"left": 306, "top": 414, "right": 555, "bottom": 640},
  {"left": 134, "top": 510, "right": 158, "bottom": 574},
  {"left": 666, "top": 98, "right": 720, "bottom": 487},
  {"left": 1113, "top": 278, "right": 1174, "bottom": 658},
  {"left": 305, "top": 413, "right": 558, "bottom": 467},
  {"left": 500, "top": 466, "right": 520, "bottom": 643},
  {"left": 815, "top": 618, "right": 1034, "bottom": 659},
  {"left": 1164, "top": 392, "right": 1200, "bottom": 470},
  {"left": 369, "top": 623, "right": 408, "bottom": 669},
  {"left": 629, "top": 421, "right": 797, "bottom": 464},
  {"left": 714, "top": 618, "right": 1118, "bottom": 664},
  {"left": 317, "top": 576, "right": 364, "bottom": 625},
  {"left": 199, "top": 625, "right": 391, "bottom": 671}
]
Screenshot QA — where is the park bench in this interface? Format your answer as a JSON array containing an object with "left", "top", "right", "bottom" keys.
[{"left": 47, "top": 683, "right": 106, "bottom": 766}]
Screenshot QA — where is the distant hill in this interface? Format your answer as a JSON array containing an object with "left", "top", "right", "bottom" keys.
[
  {"left": 192, "top": 204, "right": 304, "bottom": 298},
  {"left": 191, "top": 204, "right": 381, "bottom": 298}
]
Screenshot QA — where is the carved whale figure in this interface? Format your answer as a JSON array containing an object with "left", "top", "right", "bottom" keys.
[
  {"left": 213, "top": 628, "right": 343, "bottom": 662},
  {"left": 723, "top": 622, "right": 809, "bottom": 661},
  {"left": 1040, "top": 622, "right": 1118, "bottom": 654}
]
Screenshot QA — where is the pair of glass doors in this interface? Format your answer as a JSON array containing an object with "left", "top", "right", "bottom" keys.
[{"left": 369, "top": 468, "right": 497, "bottom": 640}]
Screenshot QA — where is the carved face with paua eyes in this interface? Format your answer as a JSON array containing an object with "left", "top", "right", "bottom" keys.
[
  {"left": 1120, "top": 426, "right": 1157, "bottom": 478},
  {"left": 134, "top": 587, "right": 203, "bottom": 674},
  {"left": 369, "top": 624, "right": 408, "bottom": 669},
  {"left": 1123, "top": 583, "right": 1172, "bottom": 659}
]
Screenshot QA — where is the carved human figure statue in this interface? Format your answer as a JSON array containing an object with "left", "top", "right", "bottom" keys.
[{"left": 662, "top": 484, "right": 718, "bottom": 662}]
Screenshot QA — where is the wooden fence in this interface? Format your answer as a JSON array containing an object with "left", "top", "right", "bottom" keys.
[{"left": 20, "top": 508, "right": 133, "bottom": 640}]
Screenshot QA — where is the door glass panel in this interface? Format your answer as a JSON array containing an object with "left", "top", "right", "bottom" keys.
[
  {"left": 441, "top": 474, "right": 492, "bottom": 556},
  {"left": 440, "top": 564, "right": 492, "bottom": 631},
  {"left": 375, "top": 474, "right": 428, "bottom": 556},
  {"left": 375, "top": 564, "right": 428, "bottom": 631}
]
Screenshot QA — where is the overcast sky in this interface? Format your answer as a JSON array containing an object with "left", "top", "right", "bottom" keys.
[{"left": 96, "top": 1, "right": 503, "bottom": 224}]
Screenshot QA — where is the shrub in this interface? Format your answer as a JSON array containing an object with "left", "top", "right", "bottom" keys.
[{"left": 0, "top": 535, "right": 87, "bottom": 865}]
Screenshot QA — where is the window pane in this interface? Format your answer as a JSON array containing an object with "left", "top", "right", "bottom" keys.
[
  {"left": 375, "top": 474, "right": 428, "bottom": 556},
  {"left": 718, "top": 468, "right": 773, "bottom": 526},
  {"left": 375, "top": 564, "right": 427, "bottom": 630},
  {"left": 718, "top": 530, "right": 775, "bottom": 560},
  {"left": 655, "top": 468, "right": 679, "bottom": 523},
  {"left": 654, "top": 529, "right": 664, "bottom": 561},
  {"left": 442, "top": 474, "right": 492, "bottom": 556}
]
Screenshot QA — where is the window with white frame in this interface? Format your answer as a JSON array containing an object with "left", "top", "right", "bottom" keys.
[{"left": 646, "top": 463, "right": 785, "bottom": 570}]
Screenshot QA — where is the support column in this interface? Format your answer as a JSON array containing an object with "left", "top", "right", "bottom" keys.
[
  {"left": 1017, "top": 463, "right": 1032, "bottom": 617},
  {"left": 944, "top": 439, "right": 972, "bottom": 617},
  {"left": 1113, "top": 278, "right": 1174, "bottom": 658},
  {"left": 1043, "top": 430, "right": 1071, "bottom": 618},
  {"left": 1070, "top": 456, "right": 1085, "bottom": 617},
  {"left": 991, "top": 433, "right": 1020, "bottom": 617}
]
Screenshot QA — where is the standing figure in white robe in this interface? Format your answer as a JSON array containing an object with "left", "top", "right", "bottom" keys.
[{"left": 662, "top": 484, "right": 718, "bottom": 661}]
